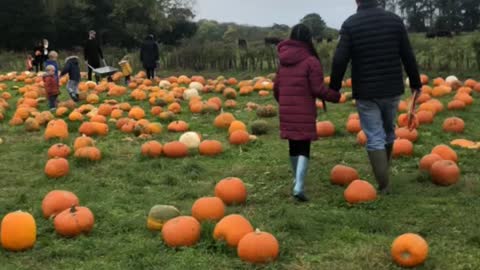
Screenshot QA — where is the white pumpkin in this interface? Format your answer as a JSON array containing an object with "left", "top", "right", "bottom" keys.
[
  {"left": 188, "top": 82, "right": 204, "bottom": 91},
  {"left": 183, "top": 88, "right": 199, "bottom": 101},
  {"left": 179, "top": 132, "right": 201, "bottom": 149},
  {"left": 159, "top": 80, "right": 171, "bottom": 89},
  {"left": 446, "top": 75, "right": 459, "bottom": 84}
]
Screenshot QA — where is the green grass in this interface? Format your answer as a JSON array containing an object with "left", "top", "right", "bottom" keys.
[{"left": 0, "top": 76, "right": 480, "bottom": 270}]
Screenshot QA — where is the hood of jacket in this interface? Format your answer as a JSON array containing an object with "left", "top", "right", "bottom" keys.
[{"left": 277, "top": 40, "right": 313, "bottom": 66}]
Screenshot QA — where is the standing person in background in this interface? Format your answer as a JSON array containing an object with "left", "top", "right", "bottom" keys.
[
  {"left": 42, "top": 39, "right": 50, "bottom": 65},
  {"left": 33, "top": 41, "right": 44, "bottom": 72},
  {"left": 140, "top": 34, "right": 159, "bottom": 80},
  {"left": 84, "top": 30, "right": 106, "bottom": 82},
  {"left": 329, "top": 0, "right": 421, "bottom": 194},
  {"left": 26, "top": 55, "right": 34, "bottom": 72}
]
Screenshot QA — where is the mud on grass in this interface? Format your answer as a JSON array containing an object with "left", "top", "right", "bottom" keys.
[{"left": 0, "top": 80, "right": 480, "bottom": 270}]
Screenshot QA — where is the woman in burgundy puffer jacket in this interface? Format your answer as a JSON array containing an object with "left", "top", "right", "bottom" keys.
[{"left": 274, "top": 24, "right": 341, "bottom": 202}]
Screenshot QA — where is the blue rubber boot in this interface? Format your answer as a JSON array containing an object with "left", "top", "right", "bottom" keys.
[{"left": 293, "top": 156, "right": 309, "bottom": 202}]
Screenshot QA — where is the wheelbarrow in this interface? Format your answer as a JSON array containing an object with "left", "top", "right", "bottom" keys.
[{"left": 87, "top": 63, "right": 118, "bottom": 82}]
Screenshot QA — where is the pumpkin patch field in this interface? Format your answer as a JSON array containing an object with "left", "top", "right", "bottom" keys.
[{"left": 0, "top": 71, "right": 479, "bottom": 269}]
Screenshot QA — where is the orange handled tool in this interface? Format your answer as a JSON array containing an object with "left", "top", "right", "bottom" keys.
[{"left": 407, "top": 90, "right": 420, "bottom": 131}]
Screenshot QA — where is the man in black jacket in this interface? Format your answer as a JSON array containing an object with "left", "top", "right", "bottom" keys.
[
  {"left": 84, "top": 30, "right": 105, "bottom": 82},
  {"left": 330, "top": 0, "right": 422, "bottom": 194},
  {"left": 60, "top": 56, "right": 81, "bottom": 102}
]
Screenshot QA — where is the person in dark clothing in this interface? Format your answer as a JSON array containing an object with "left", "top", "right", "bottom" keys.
[
  {"left": 140, "top": 34, "right": 159, "bottom": 79},
  {"left": 274, "top": 24, "right": 341, "bottom": 202},
  {"left": 43, "top": 65, "right": 60, "bottom": 111},
  {"left": 60, "top": 56, "right": 81, "bottom": 102},
  {"left": 84, "top": 30, "right": 105, "bottom": 82},
  {"left": 32, "top": 41, "right": 44, "bottom": 72},
  {"left": 329, "top": 0, "right": 422, "bottom": 194}
]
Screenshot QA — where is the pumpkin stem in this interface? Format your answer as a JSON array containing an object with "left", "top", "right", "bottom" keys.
[
  {"left": 255, "top": 228, "right": 261, "bottom": 234},
  {"left": 70, "top": 205, "right": 77, "bottom": 213}
]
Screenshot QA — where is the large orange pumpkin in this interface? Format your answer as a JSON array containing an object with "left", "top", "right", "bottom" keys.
[
  {"left": 1, "top": 211, "right": 36, "bottom": 251},
  {"left": 237, "top": 229, "right": 280, "bottom": 264},
  {"left": 391, "top": 233, "right": 428, "bottom": 268},
  {"left": 191, "top": 197, "right": 225, "bottom": 222},
  {"left": 54, "top": 206, "right": 95, "bottom": 237},
  {"left": 141, "top": 141, "right": 163, "bottom": 158},
  {"left": 344, "top": 180, "right": 377, "bottom": 204},
  {"left": 213, "top": 214, "right": 254, "bottom": 247},
  {"left": 167, "top": 121, "right": 189, "bottom": 132},
  {"left": 44, "top": 158, "right": 70, "bottom": 178},
  {"left": 214, "top": 113, "right": 236, "bottom": 129},
  {"left": 442, "top": 117, "right": 465, "bottom": 133},
  {"left": 41, "top": 190, "right": 80, "bottom": 219},
  {"left": 163, "top": 141, "right": 188, "bottom": 158},
  {"left": 44, "top": 119, "right": 69, "bottom": 140},
  {"left": 431, "top": 145, "right": 457, "bottom": 162},
  {"left": 330, "top": 165, "right": 359, "bottom": 186},
  {"left": 419, "top": 154, "right": 443, "bottom": 172},
  {"left": 346, "top": 119, "right": 362, "bottom": 134},
  {"left": 47, "top": 143, "right": 71, "bottom": 159},
  {"left": 356, "top": 130, "right": 367, "bottom": 146},
  {"left": 74, "top": 147, "right": 102, "bottom": 161},
  {"left": 215, "top": 177, "right": 247, "bottom": 205},
  {"left": 198, "top": 140, "right": 223, "bottom": 156},
  {"left": 228, "top": 120, "right": 247, "bottom": 135},
  {"left": 393, "top": 139, "right": 414, "bottom": 158},
  {"left": 316, "top": 121, "right": 335, "bottom": 138},
  {"left": 416, "top": 110, "right": 434, "bottom": 124},
  {"left": 161, "top": 216, "right": 201, "bottom": 247},
  {"left": 447, "top": 100, "right": 466, "bottom": 110},
  {"left": 229, "top": 130, "right": 250, "bottom": 145},
  {"left": 74, "top": 135, "right": 95, "bottom": 151},
  {"left": 430, "top": 160, "right": 460, "bottom": 186},
  {"left": 395, "top": 128, "right": 418, "bottom": 142}
]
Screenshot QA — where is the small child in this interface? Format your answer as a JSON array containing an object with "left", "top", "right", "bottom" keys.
[
  {"left": 45, "top": 51, "right": 59, "bottom": 83},
  {"left": 26, "top": 55, "right": 33, "bottom": 72},
  {"left": 119, "top": 55, "right": 133, "bottom": 84},
  {"left": 43, "top": 65, "right": 60, "bottom": 111},
  {"left": 60, "top": 56, "right": 81, "bottom": 102}
]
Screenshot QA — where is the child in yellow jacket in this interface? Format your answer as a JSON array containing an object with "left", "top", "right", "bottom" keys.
[{"left": 119, "top": 55, "right": 133, "bottom": 85}]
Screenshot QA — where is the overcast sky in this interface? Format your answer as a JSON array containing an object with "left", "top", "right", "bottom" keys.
[{"left": 194, "top": 0, "right": 358, "bottom": 29}]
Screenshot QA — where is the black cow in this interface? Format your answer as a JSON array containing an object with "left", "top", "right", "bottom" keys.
[{"left": 265, "top": 37, "right": 282, "bottom": 46}]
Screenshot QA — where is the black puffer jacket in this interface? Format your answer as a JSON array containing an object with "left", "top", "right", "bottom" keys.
[
  {"left": 140, "top": 38, "right": 159, "bottom": 69},
  {"left": 330, "top": 0, "right": 421, "bottom": 99},
  {"left": 60, "top": 56, "right": 81, "bottom": 82}
]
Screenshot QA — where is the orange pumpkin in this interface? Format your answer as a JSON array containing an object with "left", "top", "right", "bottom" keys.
[
  {"left": 54, "top": 206, "right": 95, "bottom": 237},
  {"left": 442, "top": 117, "right": 465, "bottom": 133},
  {"left": 237, "top": 229, "right": 280, "bottom": 264},
  {"left": 162, "top": 216, "right": 201, "bottom": 247},
  {"left": 74, "top": 135, "right": 95, "bottom": 151},
  {"left": 44, "top": 158, "right": 70, "bottom": 178},
  {"left": 44, "top": 119, "right": 69, "bottom": 140},
  {"left": 416, "top": 110, "right": 434, "bottom": 124},
  {"left": 215, "top": 177, "right": 247, "bottom": 205},
  {"left": 168, "top": 102, "right": 182, "bottom": 114},
  {"left": 163, "top": 141, "right": 188, "bottom": 158},
  {"left": 41, "top": 190, "right": 80, "bottom": 219},
  {"left": 344, "top": 180, "right": 377, "bottom": 204},
  {"left": 167, "top": 121, "right": 189, "bottom": 132},
  {"left": 198, "top": 140, "right": 223, "bottom": 156},
  {"left": 191, "top": 197, "right": 225, "bottom": 222},
  {"left": 316, "top": 121, "right": 335, "bottom": 138},
  {"left": 430, "top": 160, "right": 460, "bottom": 186},
  {"left": 393, "top": 139, "right": 414, "bottom": 158},
  {"left": 1, "top": 211, "right": 36, "bottom": 251},
  {"left": 346, "top": 119, "right": 362, "bottom": 134},
  {"left": 74, "top": 146, "right": 102, "bottom": 161},
  {"left": 213, "top": 214, "right": 254, "bottom": 247},
  {"left": 447, "top": 100, "right": 466, "bottom": 110},
  {"left": 391, "top": 233, "right": 428, "bottom": 268},
  {"left": 330, "top": 165, "right": 359, "bottom": 186},
  {"left": 141, "top": 141, "right": 163, "bottom": 158},
  {"left": 356, "top": 130, "right": 367, "bottom": 146},
  {"left": 419, "top": 154, "right": 443, "bottom": 172},
  {"left": 128, "top": 106, "right": 146, "bottom": 120},
  {"left": 395, "top": 128, "right": 418, "bottom": 142},
  {"left": 214, "top": 113, "right": 236, "bottom": 129},
  {"left": 229, "top": 130, "right": 250, "bottom": 145},
  {"left": 431, "top": 145, "right": 457, "bottom": 163},
  {"left": 47, "top": 143, "right": 71, "bottom": 158},
  {"left": 228, "top": 120, "right": 247, "bottom": 135}
]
